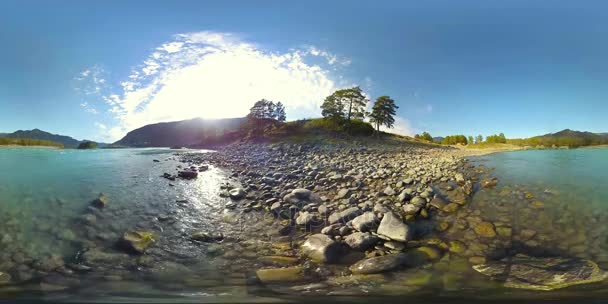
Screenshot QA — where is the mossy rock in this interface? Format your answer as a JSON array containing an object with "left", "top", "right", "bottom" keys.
[
  {"left": 473, "top": 222, "right": 496, "bottom": 238},
  {"left": 256, "top": 267, "right": 305, "bottom": 284},
  {"left": 121, "top": 231, "right": 155, "bottom": 254}
]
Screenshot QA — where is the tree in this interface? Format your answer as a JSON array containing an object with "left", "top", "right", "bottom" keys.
[
  {"left": 486, "top": 133, "right": 507, "bottom": 144},
  {"left": 442, "top": 135, "right": 468, "bottom": 145},
  {"left": 421, "top": 132, "right": 433, "bottom": 142},
  {"left": 369, "top": 96, "right": 398, "bottom": 133},
  {"left": 77, "top": 141, "right": 98, "bottom": 149},
  {"left": 320, "top": 87, "right": 368, "bottom": 123},
  {"left": 475, "top": 135, "right": 484, "bottom": 144},
  {"left": 468, "top": 136, "right": 474, "bottom": 145},
  {"left": 274, "top": 102, "right": 286, "bottom": 122}
]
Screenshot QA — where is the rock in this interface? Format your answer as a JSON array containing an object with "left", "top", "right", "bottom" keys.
[
  {"left": 351, "top": 212, "right": 378, "bottom": 232},
  {"left": 448, "top": 241, "right": 466, "bottom": 254},
  {"left": 373, "top": 204, "right": 390, "bottom": 214},
  {"left": 402, "top": 204, "right": 420, "bottom": 215},
  {"left": 410, "top": 196, "right": 426, "bottom": 207},
  {"left": 481, "top": 178, "right": 498, "bottom": 188},
  {"left": 383, "top": 186, "right": 396, "bottom": 196},
  {"left": 398, "top": 190, "right": 411, "bottom": 202},
  {"left": 429, "top": 196, "right": 447, "bottom": 209},
  {"left": 191, "top": 231, "right": 223, "bottom": 242},
  {"left": 344, "top": 232, "right": 379, "bottom": 251},
  {"left": 455, "top": 173, "right": 465, "bottom": 184},
  {"left": 292, "top": 188, "right": 312, "bottom": 200},
  {"left": 178, "top": 170, "right": 198, "bottom": 179},
  {"left": 0, "top": 272, "right": 11, "bottom": 284},
  {"left": 229, "top": 188, "right": 246, "bottom": 200},
  {"left": 335, "top": 189, "right": 351, "bottom": 200},
  {"left": 473, "top": 222, "right": 497, "bottom": 238},
  {"left": 258, "top": 256, "right": 299, "bottom": 265},
  {"left": 519, "top": 229, "right": 537, "bottom": 241},
  {"left": 349, "top": 253, "right": 407, "bottom": 274},
  {"left": 318, "top": 204, "right": 329, "bottom": 215},
  {"left": 473, "top": 254, "right": 608, "bottom": 291},
  {"left": 301, "top": 234, "right": 341, "bottom": 263},
  {"left": 328, "top": 207, "right": 361, "bottom": 225},
  {"left": 469, "top": 256, "right": 486, "bottom": 265},
  {"left": 256, "top": 267, "right": 305, "bottom": 283},
  {"left": 442, "top": 203, "right": 459, "bottom": 213},
  {"left": 295, "top": 212, "right": 317, "bottom": 226},
  {"left": 377, "top": 212, "right": 412, "bottom": 242},
  {"left": 403, "top": 246, "right": 442, "bottom": 266},
  {"left": 91, "top": 193, "right": 108, "bottom": 208},
  {"left": 120, "top": 231, "right": 155, "bottom": 254}
]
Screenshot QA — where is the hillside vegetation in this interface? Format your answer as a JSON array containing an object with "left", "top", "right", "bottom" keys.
[{"left": 0, "top": 138, "right": 64, "bottom": 148}]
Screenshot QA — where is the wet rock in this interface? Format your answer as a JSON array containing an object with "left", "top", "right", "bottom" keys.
[
  {"left": 402, "top": 204, "right": 420, "bottom": 216},
  {"left": 191, "top": 231, "right": 223, "bottom": 242},
  {"left": 258, "top": 256, "right": 299, "bottom": 266},
  {"left": 377, "top": 212, "right": 412, "bottom": 242},
  {"left": 328, "top": 207, "right": 361, "bottom": 225},
  {"left": 256, "top": 267, "right": 305, "bottom": 283},
  {"left": 473, "top": 254, "right": 608, "bottom": 291},
  {"left": 442, "top": 203, "right": 460, "bottom": 213},
  {"left": 473, "top": 222, "right": 496, "bottom": 238},
  {"left": 351, "top": 212, "right": 378, "bottom": 232},
  {"left": 448, "top": 241, "right": 466, "bottom": 254},
  {"left": 455, "top": 173, "right": 465, "bottom": 184},
  {"left": 344, "top": 232, "right": 379, "bottom": 251},
  {"left": 178, "top": 170, "right": 198, "bottom": 179},
  {"left": 349, "top": 253, "right": 407, "bottom": 274},
  {"left": 429, "top": 196, "right": 447, "bottom": 210},
  {"left": 295, "top": 212, "right": 317, "bottom": 226},
  {"left": 82, "top": 249, "right": 129, "bottom": 265},
  {"left": 229, "top": 188, "right": 246, "bottom": 200},
  {"left": 91, "top": 193, "right": 108, "bottom": 209},
  {"left": 334, "top": 189, "right": 351, "bottom": 200},
  {"left": 0, "top": 272, "right": 11, "bottom": 284},
  {"left": 403, "top": 246, "right": 442, "bottom": 266},
  {"left": 119, "top": 231, "right": 155, "bottom": 254},
  {"left": 301, "top": 234, "right": 341, "bottom": 263}
]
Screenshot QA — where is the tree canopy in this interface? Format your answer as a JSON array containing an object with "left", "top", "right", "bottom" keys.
[
  {"left": 321, "top": 87, "right": 368, "bottom": 123},
  {"left": 441, "top": 135, "right": 468, "bottom": 145},
  {"left": 247, "top": 99, "right": 286, "bottom": 122},
  {"left": 415, "top": 132, "right": 433, "bottom": 142},
  {"left": 77, "top": 141, "right": 98, "bottom": 149},
  {"left": 369, "top": 95, "right": 398, "bottom": 132}
]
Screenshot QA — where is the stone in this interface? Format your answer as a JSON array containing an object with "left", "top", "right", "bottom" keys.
[
  {"left": 351, "top": 212, "right": 378, "bottom": 232},
  {"left": 91, "top": 193, "right": 108, "bottom": 208},
  {"left": 292, "top": 188, "right": 312, "bottom": 200},
  {"left": 473, "top": 254, "right": 608, "bottom": 291},
  {"left": 410, "top": 197, "right": 426, "bottom": 208},
  {"left": 442, "top": 203, "right": 460, "bottom": 213},
  {"left": 295, "top": 212, "right": 317, "bottom": 226},
  {"left": 474, "top": 222, "right": 497, "bottom": 238},
  {"left": 429, "top": 196, "right": 447, "bottom": 209},
  {"left": 258, "top": 256, "right": 299, "bottom": 265},
  {"left": 519, "top": 229, "right": 537, "bottom": 241},
  {"left": 403, "top": 246, "right": 442, "bottom": 266},
  {"left": 383, "top": 186, "right": 396, "bottom": 196},
  {"left": 120, "top": 231, "right": 155, "bottom": 254},
  {"left": 373, "top": 204, "right": 390, "bottom": 214},
  {"left": 256, "top": 267, "right": 305, "bottom": 284},
  {"left": 335, "top": 189, "right": 351, "bottom": 200},
  {"left": 496, "top": 227, "right": 512, "bottom": 238},
  {"left": 301, "top": 234, "right": 341, "bottom": 263},
  {"left": 344, "top": 232, "right": 379, "bottom": 251},
  {"left": 402, "top": 204, "right": 420, "bottom": 215},
  {"left": 349, "top": 253, "right": 407, "bottom": 274},
  {"left": 377, "top": 212, "right": 412, "bottom": 242},
  {"left": 229, "top": 188, "right": 246, "bottom": 200},
  {"left": 328, "top": 207, "right": 361, "bottom": 225},
  {"left": 191, "top": 231, "right": 223, "bottom": 242},
  {"left": 178, "top": 170, "right": 198, "bottom": 179},
  {"left": 448, "top": 241, "right": 466, "bottom": 254},
  {"left": 455, "top": 173, "right": 465, "bottom": 184}
]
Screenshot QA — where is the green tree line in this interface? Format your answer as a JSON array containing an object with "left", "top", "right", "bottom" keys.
[{"left": 0, "top": 138, "right": 64, "bottom": 148}]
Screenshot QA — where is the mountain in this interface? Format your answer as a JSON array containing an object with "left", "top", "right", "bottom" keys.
[
  {"left": 113, "top": 117, "right": 246, "bottom": 147},
  {"left": 510, "top": 129, "right": 608, "bottom": 148},
  {"left": 4, "top": 129, "right": 82, "bottom": 147},
  {"left": 0, "top": 129, "right": 108, "bottom": 148}
]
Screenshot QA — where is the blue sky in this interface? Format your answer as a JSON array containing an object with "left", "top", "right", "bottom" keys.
[{"left": 1, "top": 0, "right": 607, "bottom": 142}]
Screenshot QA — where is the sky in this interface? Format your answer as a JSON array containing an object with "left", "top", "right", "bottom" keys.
[{"left": 1, "top": 0, "right": 607, "bottom": 142}]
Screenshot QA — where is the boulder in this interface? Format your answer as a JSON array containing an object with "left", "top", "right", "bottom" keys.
[
  {"left": 328, "top": 207, "right": 361, "bottom": 225},
  {"left": 229, "top": 188, "right": 246, "bottom": 200},
  {"left": 344, "top": 232, "right": 379, "bottom": 251},
  {"left": 351, "top": 212, "right": 378, "bottom": 232},
  {"left": 300, "top": 234, "right": 341, "bottom": 263},
  {"left": 402, "top": 204, "right": 420, "bottom": 215},
  {"left": 349, "top": 253, "right": 407, "bottom": 274},
  {"left": 292, "top": 188, "right": 312, "bottom": 200},
  {"left": 295, "top": 212, "right": 317, "bottom": 226},
  {"left": 377, "top": 212, "right": 412, "bottom": 242},
  {"left": 474, "top": 222, "right": 497, "bottom": 238},
  {"left": 473, "top": 254, "right": 608, "bottom": 291},
  {"left": 256, "top": 267, "right": 305, "bottom": 284}
]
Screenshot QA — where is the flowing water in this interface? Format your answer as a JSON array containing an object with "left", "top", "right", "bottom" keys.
[{"left": 1, "top": 147, "right": 608, "bottom": 303}]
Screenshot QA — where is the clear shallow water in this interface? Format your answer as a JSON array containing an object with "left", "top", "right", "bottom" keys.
[{"left": 2, "top": 147, "right": 608, "bottom": 303}]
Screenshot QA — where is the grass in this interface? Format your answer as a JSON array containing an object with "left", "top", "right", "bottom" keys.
[{"left": 464, "top": 142, "right": 521, "bottom": 150}]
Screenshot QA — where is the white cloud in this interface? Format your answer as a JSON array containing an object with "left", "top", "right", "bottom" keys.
[
  {"left": 85, "top": 31, "right": 349, "bottom": 141},
  {"left": 94, "top": 122, "right": 107, "bottom": 130},
  {"left": 381, "top": 116, "right": 415, "bottom": 136},
  {"left": 80, "top": 102, "right": 99, "bottom": 115}
]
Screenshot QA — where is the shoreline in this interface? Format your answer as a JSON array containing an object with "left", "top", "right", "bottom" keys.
[{"left": 0, "top": 144, "right": 63, "bottom": 149}]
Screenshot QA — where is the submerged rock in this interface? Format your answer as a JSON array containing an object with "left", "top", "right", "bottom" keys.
[
  {"left": 178, "top": 170, "right": 198, "bottom": 179},
  {"left": 229, "top": 188, "right": 246, "bottom": 200},
  {"left": 256, "top": 267, "right": 305, "bottom": 283},
  {"left": 301, "top": 234, "right": 341, "bottom": 263},
  {"left": 473, "top": 254, "right": 608, "bottom": 291},
  {"left": 120, "top": 231, "right": 155, "bottom": 254},
  {"left": 91, "top": 193, "right": 108, "bottom": 209},
  {"left": 349, "top": 253, "right": 407, "bottom": 274}
]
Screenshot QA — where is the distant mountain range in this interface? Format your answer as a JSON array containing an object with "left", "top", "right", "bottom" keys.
[
  {"left": 113, "top": 117, "right": 246, "bottom": 147},
  {"left": 509, "top": 129, "right": 608, "bottom": 147},
  {"left": 540, "top": 129, "right": 608, "bottom": 139},
  {"left": 0, "top": 129, "right": 107, "bottom": 148}
]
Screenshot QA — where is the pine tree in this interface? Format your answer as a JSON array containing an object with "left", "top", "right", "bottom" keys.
[
  {"left": 275, "top": 102, "right": 286, "bottom": 122},
  {"left": 369, "top": 95, "right": 398, "bottom": 133},
  {"left": 320, "top": 87, "right": 368, "bottom": 123}
]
